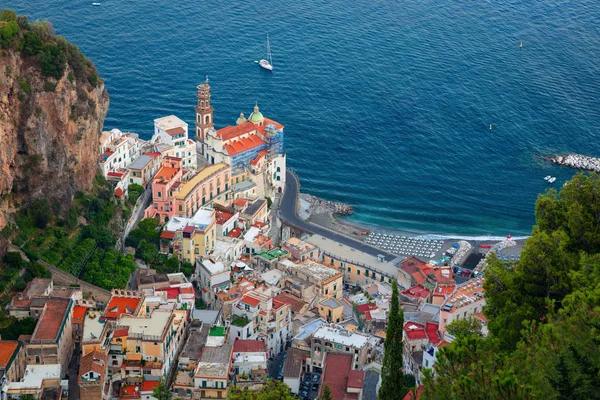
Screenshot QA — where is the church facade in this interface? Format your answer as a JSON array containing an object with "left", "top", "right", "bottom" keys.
[{"left": 194, "top": 79, "right": 286, "bottom": 194}]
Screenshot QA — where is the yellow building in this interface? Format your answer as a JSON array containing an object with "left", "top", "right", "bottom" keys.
[
  {"left": 318, "top": 298, "right": 344, "bottom": 323},
  {"left": 279, "top": 260, "right": 343, "bottom": 302},
  {"left": 307, "top": 235, "right": 398, "bottom": 286},
  {"left": 162, "top": 209, "right": 217, "bottom": 263},
  {"left": 173, "top": 163, "right": 231, "bottom": 217}
]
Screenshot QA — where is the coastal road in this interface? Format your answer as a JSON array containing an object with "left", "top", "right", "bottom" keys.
[{"left": 280, "top": 169, "right": 397, "bottom": 261}]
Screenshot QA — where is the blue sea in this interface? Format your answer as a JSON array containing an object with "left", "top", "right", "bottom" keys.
[{"left": 7, "top": 0, "right": 600, "bottom": 236}]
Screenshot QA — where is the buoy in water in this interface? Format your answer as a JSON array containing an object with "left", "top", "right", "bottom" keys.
[
  {"left": 520, "top": 42, "right": 523, "bottom": 48},
  {"left": 489, "top": 124, "right": 493, "bottom": 131}
]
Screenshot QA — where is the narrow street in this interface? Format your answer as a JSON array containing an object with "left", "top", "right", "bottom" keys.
[{"left": 67, "top": 344, "right": 81, "bottom": 400}]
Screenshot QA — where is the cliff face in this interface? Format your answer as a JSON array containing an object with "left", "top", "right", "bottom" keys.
[{"left": 0, "top": 49, "right": 109, "bottom": 228}]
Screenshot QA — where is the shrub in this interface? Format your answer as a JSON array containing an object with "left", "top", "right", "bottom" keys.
[
  {"left": 0, "top": 21, "right": 19, "bottom": 49},
  {"left": 40, "top": 44, "right": 66, "bottom": 79},
  {"left": 127, "top": 184, "right": 144, "bottom": 204},
  {"left": 18, "top": 77, "right": 30, "bottom": 94},
  {"left": 43, "top": 81, "right": 56, "bottom": 92},
  {"left": 19, "top": 30, "right": 42, "bottom": 56},
  {"left": 0, "top": 9, "right": 17, "bottom": 22},
  {"left": 28, "top": 199, "right": 52, "bottom": 229}
]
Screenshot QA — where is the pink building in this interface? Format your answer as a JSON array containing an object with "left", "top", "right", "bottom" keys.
[{"left": 144, "top": 156, "right": 183, "bottom": 223}]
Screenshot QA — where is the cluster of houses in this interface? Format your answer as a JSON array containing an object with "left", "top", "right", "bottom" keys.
[{"left": 0, "top": 81, "right": 491, "bottom": 400}]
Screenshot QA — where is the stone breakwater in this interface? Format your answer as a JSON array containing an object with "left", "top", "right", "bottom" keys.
[
  {"left": 550, "top": 153, "right": 600, "bottom": 173},
  {"left": 300, "top": 194, "right": 353, "bottom": 216}
]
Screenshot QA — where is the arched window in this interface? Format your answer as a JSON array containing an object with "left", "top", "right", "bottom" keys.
[
  {"left": 205, "top": 115, "right": 210, "bottom": 124},
  {"left": 276, "top": 167, "right": 281, "bottom": 172}
]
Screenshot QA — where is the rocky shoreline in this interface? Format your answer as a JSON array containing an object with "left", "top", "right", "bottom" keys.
[
  {"left": 550, "top": 153, "right": 600, "bottom": 173},
  {"left": 299, "top": 193, "right": 353, "bottom": 216}
]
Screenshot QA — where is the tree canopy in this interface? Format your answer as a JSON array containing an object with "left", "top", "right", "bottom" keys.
[{"left": 422, "top": 173, "right": 600, "bottom": 399}]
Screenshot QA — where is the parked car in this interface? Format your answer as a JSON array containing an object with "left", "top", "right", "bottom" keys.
[
  {"left": 312, "top": 374, "right": 320, "bottom": 383},
  {"left": 312, "top": 383, "right": 319, "bottom": 391},
  {"left": 300, "top": 390, "right": 308, "bottom": 397}
]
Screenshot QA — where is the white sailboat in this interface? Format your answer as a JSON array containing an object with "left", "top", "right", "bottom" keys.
[{"left": 259, "top": 34, "right": 273, "bottom": 71}]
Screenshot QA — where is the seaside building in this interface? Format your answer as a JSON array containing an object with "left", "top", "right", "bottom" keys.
[
  {"left": 151, "top": 115, "right": 197, "bottom": 169},
  {"left": 306, "top": 234, "right": 400, "bottom": 286},
  {"left": 145, "top": 162, "right": 231, "bottom": 222},
  {"left": 281, "top": 237, "right": 320, "bottom": 262},
  {"left": 144, "top": 156, "right": 184, "bottom": 223},
  {"left": 126, "top": 154, "right": 155, "bottom": 187},
  {"left": 438, "top": 277, "right": 485, "bottom": 338},
  {"left": 78, "top": 350, "right": 108, "bottom": 400},
  {"left": 4, "top": 364, "right": 63, "bottom": 399},
  {"left": 195, "top": 81, "right": 286, "bottom": 194},
  {"left": 98, "top": 129, "right": 143, "bottom": 178},
  {"left": 278, "top": 259, "right": 343, "bottom": 303}
]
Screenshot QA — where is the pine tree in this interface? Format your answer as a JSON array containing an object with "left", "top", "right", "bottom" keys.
[{"left": 378, "top": 279, "right": 407, "bottom": 400}]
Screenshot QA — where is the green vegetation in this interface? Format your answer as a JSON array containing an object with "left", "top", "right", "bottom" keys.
[
  {"left": 379, "top": 280, "right": 410, "bottom": 399},
  {"left": 445, "top": 315, "right": 483, "bottom": 339},
  {"left": 231, "top": 316, "right": 250, "bottom": 327},
  {"left": 127, "top": 183, "right": 144, "bottom": 204},
  {"left": 422, "top": 173, "right": 600, "bottom": 399},
  {"left": 0, "top": 9, "right": 101, "bottom": 84},
  {"left": 152, "top": 379, "right": 169, "bottom": 400},
  {"left": 228, "top": 379, "right": 296, "bottom": 400},
  {"left": 321, "top": 383, "right": 332, "bottom": 400},
  {"left": 7, "top": 174, "right": 134, "bottom": 291}
]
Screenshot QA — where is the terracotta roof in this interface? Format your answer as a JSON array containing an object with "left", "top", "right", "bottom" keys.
[
  {"left": 253, "top": 221, "right": 267, "bottom": 229},
  {"left": 79, "top": 350, "right": 107, "bottom": 377},
  {"left": 154, "top": 166, "right": 179, "bottom": 182},
  {"left": 233, "top": 339, "right": 266, "bottom": 353},
  {"left": 160, "top": 230, "right": 176, "bottom": 240},
  {"left": 115, "top": 187, "right": 124, "bottom": 197},
  {"left": 403, "top": 385, "right": 424, "bottom": 400},
  {"left": 73, "top": 306, "right": 87, "bottom": 323},
  {"left": 250, "top": 150, "right": 268, "bottom": 166},
  {"left": 216, "top": 211, "right": 234, "bottom": 225},
  {"left": 321, "top": 353, "right": 359, "bottom": 400},
  {"left": 402, "top": 285, "right": 431, "bottom": 299},
  {"left": 227, "top": 228, "right": 242, "bottom": 238},
  {"left": 425, "top": 322, "right": 441, "bottom": 345},
  {"left": 32, "top": 298, "right": 71, "bottom": 341},
  {"left": 283, "top": 347, "right": 310, "bottom": 378},
  {"left": 157, "top": 287, "right": 179, "bottom": 300},
  {"left": 0, "top": 341, "right": 19, "bottom": 368},
  {"left": 273, "top": 293, "right": 307, "bottom": 314},
  {"left": 239, "top": 294, "right": 261, "bottom": 307},
  {"left": 113, "top": 327, "right": 129, "bottom": 337},
  {"left": 234, "top": 199, "right": 248, "bottom": 207},
  {"left": 474, "top": 312, "right": 488, "bottom": 323},
  {"left": 166, "top": 126, "right": 185, "bottom": 136},
  {"left": 411, "top": 270, "right": 427, "bottom": 285},
  {"left": 433, "top": 284, "right": 455, "bottom": 297},
  {"left": 142, "top": 380, "right": 159, "bottom": 392},
  {"left": 355, "top": 303, "right": 378, "bottom": 314},
  {"left": 263, "top": 118, "right": 284, "bottom": 130},
  {"left": 216, "top": 122, "right": 258, "bottom": 141},
  {"left": 404, "top": 322, "right": 427, "bottom": 340},
  {"left": 103, "top": 297, "right": 141, "bottom": 320},
  {"left": 347, "top": 370, "right": 364, "bottom": 389},
  {"left": 224, "top": 135, "right": 266, "bottom": 156},
  {"left": 401, "top": 257, "right": 427, "bottom": 274}
]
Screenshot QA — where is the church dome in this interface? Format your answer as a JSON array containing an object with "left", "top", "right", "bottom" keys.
[
  {"left": 248, "top": 104, "right": 264, "bottom": 124},
  {"left": 236, "top": 113, "right": 247, "bottom": 125}
]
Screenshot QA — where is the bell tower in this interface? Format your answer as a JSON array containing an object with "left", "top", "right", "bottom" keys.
[{"left": 195, "top": 76, "right": 214, "bottom": 155}]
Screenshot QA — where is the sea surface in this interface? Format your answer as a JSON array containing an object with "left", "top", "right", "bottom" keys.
[{"left": 7, "top": 0, "right": 600, "bottom": 236}]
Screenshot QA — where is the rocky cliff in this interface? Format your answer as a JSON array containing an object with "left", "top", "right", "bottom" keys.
[{"left": 0, "top": 16, "right": 109, "bottom": 229}]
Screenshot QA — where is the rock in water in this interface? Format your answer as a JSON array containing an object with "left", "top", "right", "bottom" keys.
[{"left": 550, "top": 153, "right": 600, "bottom": 173}]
